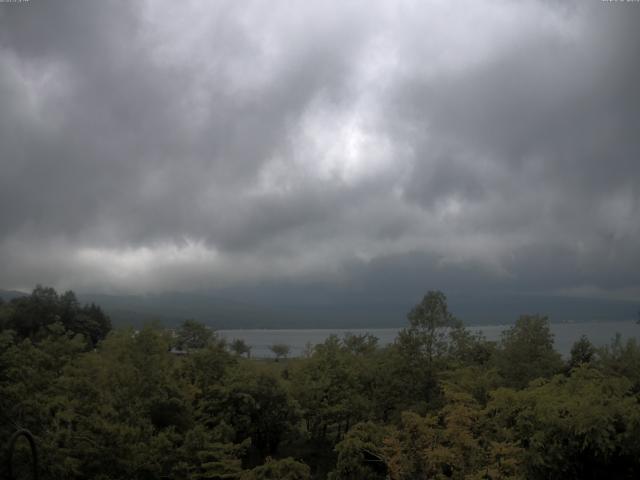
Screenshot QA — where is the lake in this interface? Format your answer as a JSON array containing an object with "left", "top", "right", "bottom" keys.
[{"left": 219, "top": 321, "right": 640, "bottom": 358}]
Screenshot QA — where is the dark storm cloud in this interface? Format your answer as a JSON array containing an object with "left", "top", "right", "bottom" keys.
[
  {"left": 0, "top": 0, "right": 367, "bottom": 246},
  {"left": 388, "top": 2, "right": 640, "bottom": 295},
  {"left": 0, "top": 0, "right": 638, "bottom": 306}
]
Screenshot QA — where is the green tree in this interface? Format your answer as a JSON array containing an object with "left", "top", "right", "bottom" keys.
[
  {"left": 403, "top": 290, "right": 461, "bottom": 363},
  {"left": 496, "top": 315, "right": 563, "bottom": 388},
  {"left": 597, "top": 334, "right": 640, "bottom": 389},
  {"left": 383, "top": 291, "right": 462, "bottom": 414},
  {"left": 568, "top": 335, "right": 596, "bottom": 369},
  {"left": 171, "top": 425, "right": 247, "bottom": 480},
  {"left": 342, "top": 333, "right": 378, "bottom": 356},
  {"left": 291, "top": 335, "right": 372, "bottom": 442},
  {"left": 329, "top": 422, "right": 389, "bottom": 480},
  {"left": 1, "top": 286, "right": 111, "bottom": 346},
  {"left": 230, "top": 338, "right": 252, "bottom": 358},
  {"left": 216, "top": 368, "right": 298, "bottom": 457},
  {"left": 382, "top": 387, "right": 522, "bottom": 480},
  {"left": 8, "top": 285, "right": 60, "bottom": 338},
  {"left": 76, "top": 302, "right": 112, "bottom": 347},
  {"left": 182, "top": 342, "right": 236, "bottom": 401},
  {"left": 447, "top": 326, "right": 495, "bottom": 367},
  {"left": 270, "top": 343, "right": 290, "bottom": 362},
  {"left": 435, "top": 388, "right": 519, "bottom": 480},
  {"left": 240, "top": 457, "right": 311, "bottom": 480},
  {"left": 489, "top": 367, "right": 640, "bottom": 479},
  {"left": 176, "top": 319, "right": 214, "bottom": 350}
]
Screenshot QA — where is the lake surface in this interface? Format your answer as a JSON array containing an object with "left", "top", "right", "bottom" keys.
[{"left": 219, "top": 321, "right": 640, "bottom": 358}]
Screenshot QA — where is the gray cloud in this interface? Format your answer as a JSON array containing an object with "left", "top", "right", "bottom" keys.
[{"left": 0, "top": 0, "right": 639, "bottom": 315}]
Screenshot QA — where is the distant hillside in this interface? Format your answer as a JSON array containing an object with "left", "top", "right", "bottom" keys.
[
  {"left": 0, "top": 289, "right": 28, "bottom": 301},
  {"left": 76, "top": 292, "right": 303, "bottom": 329},
  {"left": 3, "top": 287, "right": 637, "bottom": 329},
  {"left": 79, "top": 290, "right": 639, "bottom": 330}
]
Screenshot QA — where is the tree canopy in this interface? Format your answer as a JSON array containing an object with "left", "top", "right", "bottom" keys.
[
  {"left": 0, "top": 285, "right": 111, "bottom": 347},
  {"left": 1, "top": 287, "right": 639, "bottom": 479}
]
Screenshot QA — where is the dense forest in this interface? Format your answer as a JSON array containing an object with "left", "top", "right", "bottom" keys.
[{"left": 2, "top": 287, "right": 640, "bottom": 479}]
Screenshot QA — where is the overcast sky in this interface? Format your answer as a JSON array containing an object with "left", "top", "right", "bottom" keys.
[{"left": 0, "top": 1, "right": 639, "bottom": 312}]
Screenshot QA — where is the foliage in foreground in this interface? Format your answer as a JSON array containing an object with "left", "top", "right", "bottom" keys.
[{"left": 1, "top": 287, "right": 640, "bottom": 479}]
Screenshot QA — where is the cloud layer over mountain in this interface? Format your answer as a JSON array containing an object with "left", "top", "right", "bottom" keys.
[{"left": 1, "top": 1, "right": 638, "bottom": 314}]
